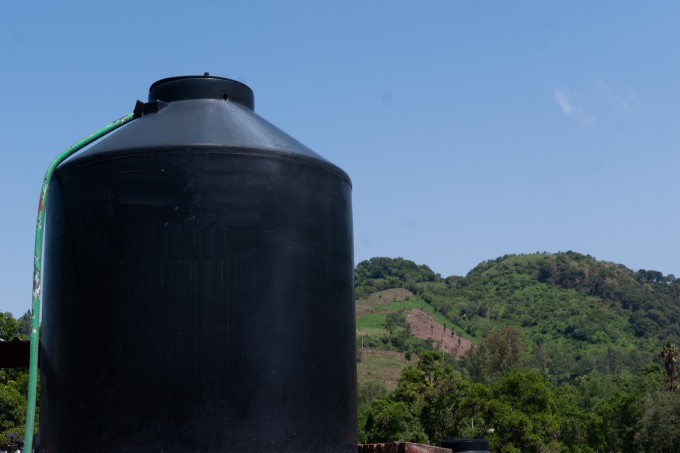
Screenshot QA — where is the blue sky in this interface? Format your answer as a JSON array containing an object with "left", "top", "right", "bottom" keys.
[{"left": 2, "top": 2, "right": 679, "bottom": 316}]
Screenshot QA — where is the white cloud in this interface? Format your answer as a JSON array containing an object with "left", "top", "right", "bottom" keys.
[
  {"left": 594, "top": 75, "right": 639, "bottom": 113},
  {"left": 578, "top": 113, "right": 599, "bottom": 127},
  {"left": 553, "top": 89, "right": 574, "bottom": 115},
  {"left": 554, "top": 77, "right": 639, "bottom": 128},
  {"left": 553, "top": 86, "right": 599, "bottom": 126}
]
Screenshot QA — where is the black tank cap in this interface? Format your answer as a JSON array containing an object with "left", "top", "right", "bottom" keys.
[
  {"left": 148, "top": 75, "right": 255, "bottom": 110},
  {"left": 440, "top": 437, "right": 490, "bottom": 452}
]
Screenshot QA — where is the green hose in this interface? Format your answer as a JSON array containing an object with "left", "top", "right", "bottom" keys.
[{"left": 24, "top": 106, "right": 142, "bottom": 452}]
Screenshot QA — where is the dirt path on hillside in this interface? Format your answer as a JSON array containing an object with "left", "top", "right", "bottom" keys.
[{"left": 404, "top": 308, "right": 472, "bottom": 358}]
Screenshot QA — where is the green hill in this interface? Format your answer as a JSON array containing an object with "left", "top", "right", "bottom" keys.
[
  {"left": 355, "top": 253, "right": 680, "bottom": 450},
  {"left": 355, "top": 252, "right": 680, "bottom": 384}
]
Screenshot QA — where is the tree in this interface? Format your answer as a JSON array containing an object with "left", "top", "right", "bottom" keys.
[
  {"left": 0, "top": 312, "right": 20, "bottom": 341},
  {"left": 635, "top": 390, "right": 680, "bottom": 451},
  {"left": 659, "top": 342, "right": 680, "bottom": 391},
  {"left": 0, "top": 387, "right": 24, "bottom": 438},
  {"left": 463, "top": 343, "right": 491, "bottom": 384},
  {"left": 357, "top": 381, "right": 388, "bottom": 407},
  {"left": 418, "top": 367, "right": 469, "bottom": 443},
  {"left": 383, "top": 352, "right": 476, "bottom": 444},
  {"left": 0, "top": 312, "right": 34, "bottom": 438},
  {"left": 359, "top": 399, "right": 428, "bottom": 444},
  {"left": 384, "top": 312, "right": 402, "bottom": 335},
  {"left": 485, "top": 326, "right": 526, "bottom": 376},
  {"left": 17, "top": 311, "right": 32, "bottom": 337},
  {"left": 462, "top": 327, "right": 526, "bottom": 384},
  {"left": 0, "top": 370, "right": 28, "bottom": 436}
]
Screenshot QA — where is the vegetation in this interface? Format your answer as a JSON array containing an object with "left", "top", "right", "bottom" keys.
[
  {"left": 355, "top": 257, "right": 439, "bottom": 299},
  {"left": 0, "top": 311, "right": 32, "bottom": 444},
  {"left": 356, "top": 253, "right": 680, "bottom": 451},
  {"left": 358, "top": 350, "right": 680, "bottom": 452}
]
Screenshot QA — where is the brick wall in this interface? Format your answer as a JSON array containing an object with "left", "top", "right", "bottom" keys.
[{"left": 358, "top": 442, "right": 452, "bottom": 453}]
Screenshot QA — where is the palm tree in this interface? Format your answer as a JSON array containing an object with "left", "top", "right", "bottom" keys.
[{"left": 659, "top": 342, "right": 680, "bottom": 391}]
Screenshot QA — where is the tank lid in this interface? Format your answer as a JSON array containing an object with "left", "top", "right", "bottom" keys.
[
  {"left": 440, "top": 437, "right": 490, "bottom": 452},
  {"left": 149, "top": 74, "right": 254, "bottom": 109}
]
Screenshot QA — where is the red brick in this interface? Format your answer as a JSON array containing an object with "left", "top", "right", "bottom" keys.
[
  {"left": 402, "top": 442, "right": 451, "bottom": 453},
  {"left": 358, "top": 442, "right": 451, "bottom": 453}
]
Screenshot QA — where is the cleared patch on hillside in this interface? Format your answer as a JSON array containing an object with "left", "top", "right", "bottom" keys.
[
  {"left": 357, "top": 349, "right": 410, "bottom": 391},
  {"left": 355, "top": 288, "right": 414, "bottom": 316},
  {"left": 405, "top": 308, "right": 472, "bottom": 358}
]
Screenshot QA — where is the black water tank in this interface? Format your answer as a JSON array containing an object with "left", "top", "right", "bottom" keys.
[
  {"left": 441, "top": 437, "right": 491, "bottom": 453},
  {"left": 41, "top": 75, "right": 356, "bottom": 452}
]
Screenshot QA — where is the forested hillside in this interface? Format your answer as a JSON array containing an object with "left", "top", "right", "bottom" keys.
[
  {"left": 357, "top": 252, "right": 680, "bottom": 381},
  {"left": 355, "top": 252, "right": 680, "bottom": 451}
]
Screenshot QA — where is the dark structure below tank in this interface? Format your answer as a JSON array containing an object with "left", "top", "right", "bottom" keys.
[{"left": 41, "top": 75, "right": 356, "bottom": 452}]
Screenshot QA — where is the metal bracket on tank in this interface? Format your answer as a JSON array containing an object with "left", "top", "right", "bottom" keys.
[{"left": 137, "top": 99, "right": 169, "bottom": 116}]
